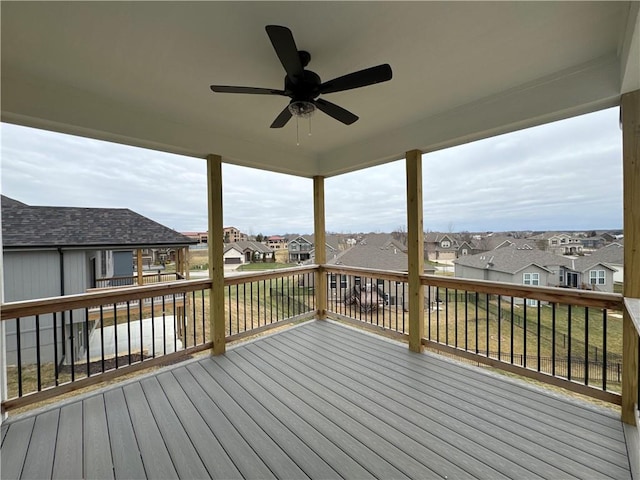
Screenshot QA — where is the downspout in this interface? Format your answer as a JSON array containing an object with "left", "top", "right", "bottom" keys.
[{"left": 59, "top": 248, "right": 66, "bottom": 358}]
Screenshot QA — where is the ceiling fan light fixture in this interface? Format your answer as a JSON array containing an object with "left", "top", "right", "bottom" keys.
[{"left": 288, "top": 100, "right": 315, "bottom": 119}]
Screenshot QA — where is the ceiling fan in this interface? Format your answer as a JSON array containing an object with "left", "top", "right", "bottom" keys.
[{"left": 210, "top": 25, "right": 393, "bottom": 129}]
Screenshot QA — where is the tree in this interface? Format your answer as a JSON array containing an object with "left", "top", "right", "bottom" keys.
[{"left": 256, "top": 233, "right": 264, "bottom": 242}]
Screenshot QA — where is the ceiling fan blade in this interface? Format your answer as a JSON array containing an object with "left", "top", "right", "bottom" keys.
[
  {"left": 319, "top": 64, "right": 392, "bottom": 95},
  {"left": 314, "top": 98, "right": 358, "bottom": 125},
  {"left": 270, "top": 105, "right": 292, "bottom": 128},
  {"left": 210, "top": 85, "right": 287, "bottom": 95},
  {"left": 266, "top": 25, "right": 303, "bottom": 82}
]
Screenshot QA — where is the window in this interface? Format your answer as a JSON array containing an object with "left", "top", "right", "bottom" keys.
[
  {"left": 523, "top": 272, "right": 539, "bottom": 286},
  {"left": 100, "top": 250, "right": 107, "bottom": 276},
  {"left": 441, "top": 240, "right": 451, "bottom": 248},
  {"left": 340, "top": 275, "right": 347, "bottom": 288},
  {"left": 354, "top": 276, "right": 361, "bottom": 286},
  {"left": 376, "top": 278, "right": 385, "bottom": 287},
  {"left": 559, "top": 269, "right": 564, "bottom": 283},
  {"left": 329, "top": 274, "right": 337, "bottom": 289},
  {"left": 589, "top": 270, "right": 605, "bottom": 285},
  {"left": 461, "top": 248, "right": 468, "bottom": 255},
  {"left": 551, "top": 239, "right": 558, "bottom": 245},
  {"left": 560, "top": 238, "right": 567, "bottom": 244}
]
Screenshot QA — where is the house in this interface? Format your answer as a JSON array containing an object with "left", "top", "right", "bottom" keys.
[
  {"left": 327, "top": 243, "right": 436, "bottom": 309},
  {"left": 424, "top": 233, "right": 459, "bottom": 263},
  {"left": 454, "top": 244, "right": 615, "bottom": 294},
  {"left": 578, "top": 242, "right": 624, "bottom": 284},
  {"left": 223, "top": 226, "right": 247, "bottom": 243},
  {"left": 225, "top": 241, "right": 274, "bottom": 264},
  {"left": 266, "top": 235, "right": 287, "bottom": 250},
  {"left": 1, "top": 195, "right": 196, "bottom": 364},
  {"left": 528, "top": 232, "right": 584, "bottom": 255},
  {"left": 288, "top": 234, "right": 346, "bottom": 263}
]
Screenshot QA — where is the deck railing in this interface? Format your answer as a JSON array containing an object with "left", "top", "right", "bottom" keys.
[
  {"left": 1, "top": 265, "right": 634, "bottom": 415},
  {"left": 323, "top": 265, "right": 625, "bottom": 405},
  {"left": 1, "top": 267, "right": 316, "bottom": 411}
]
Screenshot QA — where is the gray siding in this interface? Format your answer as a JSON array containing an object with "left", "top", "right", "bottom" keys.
[{"left": 3, "top": 250, "right": 90, "bottom": 365}]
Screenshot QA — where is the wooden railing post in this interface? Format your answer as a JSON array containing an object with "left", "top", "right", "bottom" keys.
[
  {"left": 207, "top": 154, "right": 226, "bottom": 355},
  {"left": 136, "top": 249, "right": 143, "bottom": 286},
  {"left": 622, "top": 89, "right": 640, "bottom": 425},
  {"left": 406, "top": 149, "right": 424, "bottom": 352},
  {"left": 314, "top": 176, "right": 327, "bottom": 319}
]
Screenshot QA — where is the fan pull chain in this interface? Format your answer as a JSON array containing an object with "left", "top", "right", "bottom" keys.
[
  {"left": 296, "top": 117, "right": 300, "bottom": 146},
  {"left": 308, "top": 116, "right": 312, "bottom": 136}
]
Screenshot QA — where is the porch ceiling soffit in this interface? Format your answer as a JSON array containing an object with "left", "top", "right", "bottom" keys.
[{"left": 1, "top": 2, "right": 637, "bottom": 179}]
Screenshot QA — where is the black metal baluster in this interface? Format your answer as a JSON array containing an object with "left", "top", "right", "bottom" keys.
[
  {"left": 602, "top": 309, "right": 607, "bottom": 391},
  {"left": 567, "top": 305, "right": 572, "bottom": 381},
  {"left": 584, "top": 307, "right": 590, "bottom": 386},
  {"left": 486, "top": 294, "right": 490, "bottom": 357},
  {"left": 151, "top": 297, "right": 155, "bottom": 358},
  {"left": 53, "top": 312, "right": 59, "bottom": 386},
  {"left": 475, "top": 292, "right": 479, "bottom": 354},
  {"left": 523, "top": 302, "right": 527, "bottom": 369},
  {"left": 35, "top": 314, "right": 42, "bottom": 391},
  {"left": 85, "top": 308, "right": 90, "bottom": 378},
  {"left": 100, "top": 305, "right": 105, "bottom": 373},
  {"left": 537, "top": 302, "right": 541, "bottom": 372},
  {"left": 551, "top": 303, "right": 556, "bottom": 377},
  {"left": 162, "top": 296, "right": 167, "bottom": 356},
  {"left": 70, "top": 310, "right": 75, "bottom": 381},
  {"left": 16, "top": 318, "right": 22, "bottom": 396},
  {"left": 497, "top": 295, "right": 501, "bottom": 361},
  {"left": 510, "top": 297, "right": 514, "bottom": 364},
  {"left": 127, "top": 301, "right": 132, "bottom": 364},
  {"left": 113, "top": 304, "right": 118, "bottom": 368}
]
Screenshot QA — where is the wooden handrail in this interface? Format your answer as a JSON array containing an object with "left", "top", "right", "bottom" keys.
[
  {"left": 624, "top": 298, "right": 640, "bottom": 336},
  {"left": 421, "top": 274, "right": 623, "bottom": 310},
  {"left": 0, "top": 266, "right": 318, "bottom": 321},
  {"left": 1, "top": 279, "right": 212, "bottom": 321}
]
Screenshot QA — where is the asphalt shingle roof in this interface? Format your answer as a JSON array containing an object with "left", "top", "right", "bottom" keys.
[
  {"left": 2, "top": 196, "right": 196, "bottom": 249},
  {"left": 454, "top": 245, "right": 573, "bottom": 274}
]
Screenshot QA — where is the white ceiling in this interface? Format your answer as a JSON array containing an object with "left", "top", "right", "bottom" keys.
[{"left": 2, "top": 2, "right": 639, "bottom": 178}]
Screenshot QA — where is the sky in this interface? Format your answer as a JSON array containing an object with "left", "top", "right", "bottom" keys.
[{"left": 1, "top": 106, "right": 622, "bottom": 236}]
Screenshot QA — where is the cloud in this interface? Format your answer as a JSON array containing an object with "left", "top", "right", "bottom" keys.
[{"left": 1, "top": 106, "right": 623, "bottom": 235}]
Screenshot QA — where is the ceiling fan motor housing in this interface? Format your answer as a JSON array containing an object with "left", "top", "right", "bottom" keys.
[{"left": 285, "top": 70, "right": 321, "bottom": 102}]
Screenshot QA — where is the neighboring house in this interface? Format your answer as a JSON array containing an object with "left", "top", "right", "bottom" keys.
[
  {"left": 528, "top": 232, "right": 584, "bottom": 255},
  {"left": 578, "top": 243, "right": 624, "bottom": 284},
  {"left": 326, "top": 243, "right": 436, "bottom": 309},
  {"left": 236, "top": 241, "right": 275, "bottom": 263},
  {"left": 453, "top": 244, "right": 615, "bottom": 295},
  {"left": 223, "top": 244, "right": 244, "bottom": 265},
  {"left": 266, "top": 235, "right": 287, "bottom": 250},
  {"left": 424, "top": 233, "right": 460, "bottom": 263},
  {"left": 1, "top": 195, "right": 196, "bottom": 365},
  {"left": 223, "top": 226, "right": 247, "bottom": 243},
  {"left": 288, "top": 235, "right": 314, "bottom": 263}
]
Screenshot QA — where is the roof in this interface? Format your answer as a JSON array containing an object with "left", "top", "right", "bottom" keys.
[
  {"left": 574, "top": 243, "right": 623, "bottom": 269},
  {"left": 1, "top": 196, "right": 196, "bottom": 249},
  {"left": 2, "top": 3, "right": 637, "bottom": 178},
  {"left": 232, "top": 241, "right": 273, "bottom": 254},
  {"left": 329, "top": 245, "right": 408, "bottom": 272},
  {"left": 454, "top": 245, "right": 573, "bottom": 275}
]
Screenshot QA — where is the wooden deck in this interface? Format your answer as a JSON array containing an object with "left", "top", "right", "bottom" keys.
[{"left": 1, "top": 320, "right": 632, "bottom": 479}]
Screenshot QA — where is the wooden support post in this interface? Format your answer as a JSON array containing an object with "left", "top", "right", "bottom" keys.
[
  {"left": 207, "top": 154, "right": 226, "bottom": 355},
  {"left": 314, "top": 176, "right": 327, "bottom": 319},
  {"left": 406, "top": 149, "right": 424, "bottom": 352},
  {"left": 622, "top": 90, "right": 640, "bottom": 426},
  {"left": 136, "top": 249, "right": 143, "bottom": 286}
]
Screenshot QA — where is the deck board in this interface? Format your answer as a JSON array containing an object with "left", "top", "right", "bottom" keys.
[
  {"left": 52, "top": 402, "right": 83, "bottom": 480},
  {"left": 293, "top": 322, "right": 631, "bottom": 474},
  {"left": 284, "top": 323, "right": 629, "bottom": 479},
  {"left": 104, "top": 388, "right": 147, "bottom": 480},
  {"left": 0, "top": 319, "right": 632, "bottom": 480},
  {"left": 20, "top": 409, "right": 59, "bottom": 480}
]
